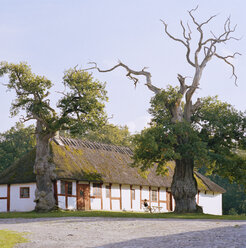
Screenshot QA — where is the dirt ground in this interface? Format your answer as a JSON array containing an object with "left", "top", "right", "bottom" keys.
[{"left": 0, "top": 217, "right": 245, "bottom": 248}]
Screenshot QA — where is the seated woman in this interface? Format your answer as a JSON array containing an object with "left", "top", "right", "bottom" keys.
[{"left": 143, "top": 199, "right": 152, "bottom": 213}]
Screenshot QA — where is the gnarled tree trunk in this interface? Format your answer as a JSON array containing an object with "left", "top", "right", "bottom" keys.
[
  {"left": 34, "top": 121, "right": 56, "bottom": 212},
  {"left": 171, "top": 158, "right": 202, "bottom": 213}
]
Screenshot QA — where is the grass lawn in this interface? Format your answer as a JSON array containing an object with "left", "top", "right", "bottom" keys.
[
  {"left": 0, "top": 210, "right": 245, "bottom": 220},
  {"left": 0, "top": 230, "right": 28, "bottom": 248}
]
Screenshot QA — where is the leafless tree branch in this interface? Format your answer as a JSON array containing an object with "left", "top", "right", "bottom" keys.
[
  {"left": 183, "top": 7, "right": 240, "bottom": 116},
  {"left": 214, "top": 52, "right": 241, "bottom": 85},
  {"left": 188, "top": 6, "right": 218, "bottom": 66},
  {"left": 20, "top": 115, "right": 35, "bottom": 123},
  {"left": 180, "top": 21, "right": 191, "bottom": 42},
  {"left": 160, "top": 19, "right": 195, "bottom": 67},
  {"left": 177, "top": 74, "right": 189, "bottom": 96},
  {"left": 86, "top": 62, "right": 161, "bottom": 94},
  {"left": 191, "top": 98, "right": 202, "bottom": 113}
]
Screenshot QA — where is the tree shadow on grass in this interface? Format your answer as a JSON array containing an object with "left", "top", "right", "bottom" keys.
[{"left": 93, "top": 224, "right": 246, "bottom": 248}]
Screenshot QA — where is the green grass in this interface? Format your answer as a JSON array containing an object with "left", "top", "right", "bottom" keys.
[
  {"left": 0, "top": 230, "right": 28, "bottom": 248},
  {"left": 0, "top": 210, "right": 245, "bottom": 220}
]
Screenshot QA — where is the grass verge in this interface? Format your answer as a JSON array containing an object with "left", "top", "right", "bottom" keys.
[
  {"left": 0, "top": 210, "right": 245, "bottom": 220},
  {"left": 0, "top": 230, "right": 28, "bottom": 248}
]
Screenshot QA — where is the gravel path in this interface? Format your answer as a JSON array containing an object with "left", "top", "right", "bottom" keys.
[{"left": 0, "top": 217, "right": 245, "bottom": 248}]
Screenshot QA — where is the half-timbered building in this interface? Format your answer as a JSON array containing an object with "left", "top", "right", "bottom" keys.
[{"left": 0, "top": 136, "right": 225, "bottom": 215}]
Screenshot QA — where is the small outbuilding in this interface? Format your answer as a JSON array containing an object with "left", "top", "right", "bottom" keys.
[{"left": 0, "top": 136, "right": 225, "bottom": 214}]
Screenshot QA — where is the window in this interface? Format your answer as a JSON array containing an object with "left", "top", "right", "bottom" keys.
[
  {"left": 61, "top": 181, "right": 65, "bottom": 194},
  {"left": 60, "top": 181, "right": 73, "bottom": 195},
  {"left": 131, "top": 188, "right": 135, "bottom": 200},
  {"left": 151, "top": 190, "right": 157, "bottom": 202},
  {"left": 67, "top": 182, "right": 73, "bottom": 195},
  {"left": 20, "top": 187, "right": 30, "bottom": 198},
  {"left": 106, "top": 185, "right": 110, "bottom": 198},
  {"left": 93, "top": 183, "right": 101, "bottom": 197}
]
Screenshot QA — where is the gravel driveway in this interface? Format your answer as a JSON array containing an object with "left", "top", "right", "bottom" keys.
[{"left": 0, "top": 217, "right": 245, "bottom": 248}]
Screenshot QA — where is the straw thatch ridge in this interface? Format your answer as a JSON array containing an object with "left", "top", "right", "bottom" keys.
[
  {"left": 0, "top": 136, "right": 225, "bottom": 193},
  {"left": 54, "top": 136, "right": 133, "bottom": 155}
]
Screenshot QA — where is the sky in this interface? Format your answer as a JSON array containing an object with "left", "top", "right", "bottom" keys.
[{"left": 0, "top": 0, "right": 245, "bottom": 133}]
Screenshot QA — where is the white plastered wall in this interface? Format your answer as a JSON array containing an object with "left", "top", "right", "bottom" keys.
[
  {"left": 111, "top": 184, "right": 120, "bottom": 210},
  {"left": 102, "top": 184, "right": 110, "bottom": 210},
  {"left": 141, "top": 186, "right": 149, "bottom": 202},
  {"left": 121, "top": 184, "right": 131, "bottom": 211},
  {"left": 90, "top": 182, "right": 101, "bottom": 210},
  {"left": 159, "top": 187, "right": 167, "bottom": 212},
  {"left": 198, "top": 191, "right": 222, "bottom": 215},
  {"left": 132, "top": 185, "right": 140, "bottom": 211},
  {"left": 10, "top": 183, "right": 36, "bottom": 212},
  {"left": 57, "top": 180, "right": 65, "bottom": 209},
  {"left": 0, "top": 185, "right": 8, "bottom": 212}
]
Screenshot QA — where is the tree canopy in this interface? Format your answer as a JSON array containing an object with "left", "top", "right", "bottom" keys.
[
  {"left": 133, "top": 91, "right": 246, "bottom": 186},
  {"left": 0, "top": 62, "right": 107, "bottom": 136},
  {"left": 0, "top": 123, "right": 35, "bottom": 172},
  {"left": 0, "top": 62, "right": 108, "bottom": 211}
]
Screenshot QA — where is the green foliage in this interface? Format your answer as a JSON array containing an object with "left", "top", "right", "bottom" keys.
[
  {"left": 58, "top": 69, "right": 108, "bottom": 135},
  {"left": 0, "top": 62, "right": 108, "bottom": 137},
  {"left": 76, "top": 123, "right": 132, "bottom": 147},
  {"left": 133, "top": 89, "right": 246, "bottom": 186},
  {"left": 0, "top": 123, "right": 35, "bottom": 172},
  {"left": 149, "top": 85, "right": 181, "bottom": 125},
  {"left": 0, "top": 62, "right": 52, "bottom": 119},
  {"left": 193, "top": 96, "right": 246, "bottom": 185}
]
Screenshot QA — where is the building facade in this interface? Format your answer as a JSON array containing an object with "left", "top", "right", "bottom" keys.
[{"left": 0, "top": 137, "right": 225, "bottom": 215}]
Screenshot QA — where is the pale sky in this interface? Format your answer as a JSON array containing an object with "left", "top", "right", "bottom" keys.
[{"left": 0, "top": 0, "right": 245, "bottom": 133}]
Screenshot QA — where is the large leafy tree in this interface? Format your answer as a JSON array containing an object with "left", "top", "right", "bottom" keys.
[
  {"left": 88, "top": 7, "right": 245, "bottom": 213},
  {"left": 0, "top": 123, "right": 36, "bottom": 172},
  {"left": 0, "top": 62, "right": 107, "bottom": 212}
]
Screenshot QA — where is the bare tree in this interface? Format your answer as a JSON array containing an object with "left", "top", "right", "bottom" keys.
[{"left": 87, "top": 6, "right": 240, "bottom": 213}]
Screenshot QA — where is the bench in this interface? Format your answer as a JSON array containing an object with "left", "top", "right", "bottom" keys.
[{"left": 151, "top": 206, "right": 163, "bottom": 213}]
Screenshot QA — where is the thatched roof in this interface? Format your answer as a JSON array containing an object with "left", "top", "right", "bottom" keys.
[
  {"left": 0, "top": 149, "right": 36, "bottom": 185},
  {"left": 0, "top": 136, "right": 225, "bottom": 193}
]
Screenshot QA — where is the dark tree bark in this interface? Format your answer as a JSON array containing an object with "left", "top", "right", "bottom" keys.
[
  {"left": 172, "top": 158, "right": 202, "bottom": 213},
  {"left": 34, "top": 121, "right": 56, "bottom": 212}
]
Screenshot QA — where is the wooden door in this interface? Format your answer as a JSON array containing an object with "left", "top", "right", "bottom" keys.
[
  {"left": 166, "top": 191, "right": 173, "bottom": 211},
  {"left": 77, "top": 184, "right": 90, "bottom": 210}
]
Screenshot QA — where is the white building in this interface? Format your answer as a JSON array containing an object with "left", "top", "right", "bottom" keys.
[{"left": 0, "top": 137, "right": 225, "bottom": 215}]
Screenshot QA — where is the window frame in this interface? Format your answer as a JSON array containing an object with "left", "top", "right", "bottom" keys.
[
  {"left": 20, "top": 187, "right": 30, "bottom": 199},
  {"left": 131, "top": 188, "right": 135, "bottom": 200},
  {"left": 151, "top": 189, "right": 158, "bottom": 202},
  {"left": 67, "top": 182, "right": 73, "bottom": 195},
  {"left": 60, "top": 181, "right": 66, "bottom": 195},
  {"left": 106, "top": 185, "right": 110, "bottom": 198},
  {"left": 93, "top": 183, "right": 101, "bottom": 197},
  {"left": 60, "top": 181, "right": 73, "bottom": 195}
]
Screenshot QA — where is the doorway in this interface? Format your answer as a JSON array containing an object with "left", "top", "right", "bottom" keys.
[
  {"left": 166, "top": 191, "right": 173, "bottom": 211},
  {"left": 77, "top": 184, "right": 90, "bottom": 210}
]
